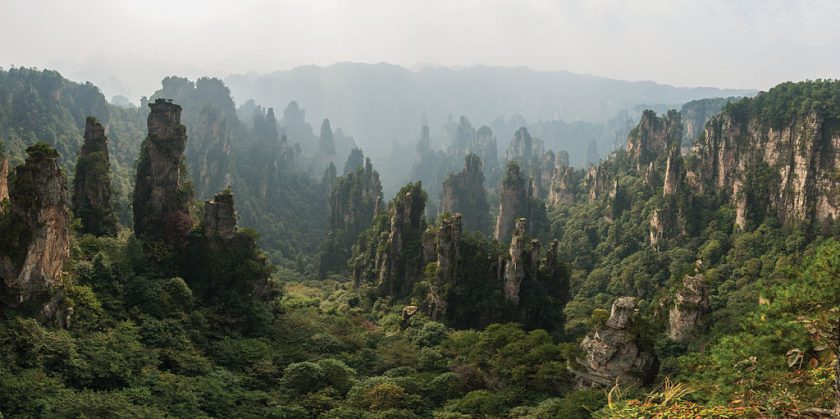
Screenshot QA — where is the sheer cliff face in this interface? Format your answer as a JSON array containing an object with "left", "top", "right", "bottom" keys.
[
  {"left": 133, "top": 99, "right": 193, "bottom": 245},
  {"left": 0, "top": 157, "right": 8, "bottom": 205},
  {"left": 440, "top": 154, "right": 491, "bottom": 233},
  {"left": 72, "top": 117, "right": 117, "bottom": 236},
  {"left": 203, "top": 190, "right": 237, "bottom": 240},
  {"left": 689, "top": 109, "right": 840, "bottom": 229},
  {"left": 349, "top": 183, "right": 427, "bottom": 296},
  {"left": 320, "top": 158, "right": 382, "bottom": 277},
  {"left": 495, "top": 162, "right": 530, "bottom": 242},
  {"left": 626, "top": 110, "right": 682, "bottom": 170},
  {"left": 494, "top": 162, "right": 548, "bottom": 242},
  {"left": 1, "top": 144, "right": 69, "bottom": 304}
]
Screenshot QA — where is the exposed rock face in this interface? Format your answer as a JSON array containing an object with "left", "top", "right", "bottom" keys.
[
  {"left": 494, "top": 162, "right": 547, "bottom": 242},
  {"left": 503, "top": 218, "right": 532, "bottom": 305},
  {"left": 689, "top": 105, "right": 840, "bottom": 230},
  {"left": 440, "top": 153, "right": 491, "bottom": 233},
  {"left": 668, "top": 273, "right": 709, "bottom": 342},
  {"left": 203, "top": 190, "right": 236, "bottom": 239},
  {"left": 505, "top": 127, "right": 545, "bottom": 170},
  {"left": 425, "top": 213, "right": 462, "bottom": 321},
  {"left": 191, "top": 106, "right": 233, "bottom": 199},
  {"left": 662, "top": 145, "right": 682, "bottom": 197},
  {"left": 351, "top": 183, "right": 427, "bottom": 296},
  {"left": 72, "top": 117, "right": 117, "bottom": 236},
  {"left": 680, "top": 97, "right": 733, "bottom": 145},
  {"left": 320, "top": 157, "right": 382, "bottom": 276},
  {"left": 626, "top": 110, "right": 682, "bottom": 170},
  {"left": 548, "top": 164, "right": 578, "bottom": 206},
  {"left": 0, "top": 144, "right": 70, "bottom": 305},
  {"left": 0, "top": 157, "right": 8, "bottom": 206},
  {"left": 133, "top": 99, "right": 193, "bottom": 245},
  {"left": 574, "top": 297, "right": 658, "bottom": 387},
  {"left": 496, "top": 162, "right": 529, "bottom": 242},
  {"left": 445, "top": 117, "right": 498, "bottom": 175}
]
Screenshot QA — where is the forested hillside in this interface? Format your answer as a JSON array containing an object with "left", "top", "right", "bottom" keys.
[{"left": 0, "top": 69, "right": 839, "bottom": 417}]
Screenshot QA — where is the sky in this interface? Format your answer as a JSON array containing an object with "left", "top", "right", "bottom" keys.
[{"left": 3, "top": 0, "right": 840, "bottom": 98}]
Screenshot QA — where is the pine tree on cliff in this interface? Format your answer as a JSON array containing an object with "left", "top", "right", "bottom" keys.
[
  {"left": 440, "top": 153, "right": 491, "bottom": 234},
  {"left": 72, "top": 117, "right": 117, "bottom": 236}
]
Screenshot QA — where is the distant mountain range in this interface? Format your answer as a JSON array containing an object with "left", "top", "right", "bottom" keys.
[{"left": 223, "top": 63, "right": 756, "bottom": 157}]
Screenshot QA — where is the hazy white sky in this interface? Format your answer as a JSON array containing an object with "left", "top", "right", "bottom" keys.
[{"left": 3, "top": 0, "right": 840, "bottom": 92}]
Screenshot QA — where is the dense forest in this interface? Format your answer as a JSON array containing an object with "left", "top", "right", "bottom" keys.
[{"left": 1, "top": 67, "right": 840, "bottom": 418}]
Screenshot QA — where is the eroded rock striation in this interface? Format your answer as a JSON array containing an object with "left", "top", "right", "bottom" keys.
[
  {"left": 440, "top": 153, "right": 491, "bottom": 233},
  {"left": 72, "top": 116, "right": 117, "bottom": 236},
  {"left": 548, "top": 163, "right": 578, "bottom": 206},
  {"left": 574, "top": 297, "right": 658, "bottom": 387},
  {"left": 668, "top": 273, "right": 709, "bottom": 342},
  {"left": 688, "top": 102, "right": 840, "bottom": 230},
  {"left": 133, "top": 99, "right": 193, "bottom": 245},
  {"left": 626, "top": 110, "right": 682, "bottom": 170},
  {"left": 0, "top": 156, "right": 8, "bottom": 206},
  {"left": 0, "top": 144, "right": 70, "bottom": 306}
]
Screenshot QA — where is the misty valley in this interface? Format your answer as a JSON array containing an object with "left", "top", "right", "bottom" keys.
[{"left": 2, "top": 14, "right": 840, "bottom": 416}]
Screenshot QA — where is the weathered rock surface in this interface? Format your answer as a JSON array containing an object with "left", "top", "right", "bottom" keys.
[
  {"left": 350, "top": 183, "right": 427, "bottom": 296},
  {"left": 668, "top": 273, "right": 709, "bottom": 342},
  {"left": 425, "top": 214, "right": 462, "bottom": 321},
  {"left": 203, "top": 190, "right": 237, "bottom": 239},
  {"left": 0, "top": 157, "right": 8, "bottom": 206},
  {"left": 133, "top": 99, "right": 193, "bottom": 245},
  {"left": 689, "top": 108, "right": 840, "bottom": 230},
  {"left": 662, "top": 145, "right": 682, "bottom": 197},
  {"left": 494, "top": 162, "right": 547, "bottom": 242},
  {"left": 548, "top": 163, "right": 577, "bottom": 206},
  {"left": 505, "top": 127, "right": 545, "bottom": 169},
  {"left": 0, "top": 144, "right": 70, "bottom": 305},
  {"left": 574, "top": 297, "right": 658, "bottom": 387},
  {"left": 72, "top": 116, "right": 117, "bottom": 236},
  {"left": 680, "top": 97, "right": 733, "bottom": 145},
  {"left": 503, "top": 218, "right": 527, "bottom": 305},
  {"left": 626, "top": 110, "right": 682, "bottom": 170},
  {"left": 320, "top": 157, "right": 382, "bottom": 276},
  {"left": 440, "top": 153, "right": 491, "bottom": 233}
]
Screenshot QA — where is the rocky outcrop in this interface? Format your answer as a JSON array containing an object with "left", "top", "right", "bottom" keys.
[
  {"left": 548, "top": 164, "right": 578, "bottom": 206},
  {"left": 425, "top": 213, "right": 462, "bottom": 321},
  {"left": 503, "top": 218, "right": 535, "bottom": 305},
  {"left": 440, "top": 153, "right": 491, "bottom": 233},
  {"left": 662, "top": 145, "right": 682, "bottom": 196},
  {"left": 494, "top": 162, "right": 547, "bottom": 242},
  {"left": 190, "top": 106, "right": 233, "bottom": 199},
  {"left": 203, "top": 190, "right": 237, "bottom": 239},
  {"left": 574, "top": 297, "right": 658, "bottom": 387},
  {"left": 133, "top": 99, "right": 193, "bottom": 245},
  {"left": 320, "top": 157, "right": 382, "bottom": 276},
  {"left": 351, "top": 183, "right": 427, "bottom": 296},
  {"left": 0, "top": 157, "right": 8, "bottom": 206},
  {"left": 668, "top": 273, "right": 709, "bottom": 342},
  {"left": 626, "top": 110, "right": 682, "bottom": 170},
  {"left": 0, "top": 144, "right": 70, "bottom": 305},
  {"left": 505, "top": 127, "right": 545, "bottom": 170},
  {"left": 680, "top": 97, "right": 733, "bottom": 145},
  {"left": 72, "top": 117, "right": 117, "bottom": 236},
  {"left": 688, "top": 97, "right": 840, "bottom": 230}
]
